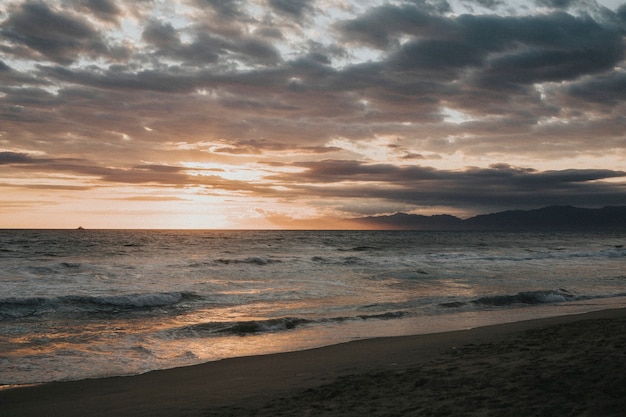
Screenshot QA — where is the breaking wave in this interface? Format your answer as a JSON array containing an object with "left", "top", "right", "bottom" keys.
[
  {"left": 472, "top": 289, "right": 577, "bottom": 306},
  {"left": 0, "top": 292, "right": 198, "bottom": 318},
  {"left": 214, "top": 257, "right": 282, "bottom": 265},
  {"left": 439, "top": 289, "right": 584, "bottom": 309},
  {"left": 172, "top": 311, "right": 409, "bottom": 337}
]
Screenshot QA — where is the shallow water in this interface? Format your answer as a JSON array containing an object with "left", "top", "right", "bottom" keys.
[{"left": 1, "top": 230, "right": 625, "bottom": 385}]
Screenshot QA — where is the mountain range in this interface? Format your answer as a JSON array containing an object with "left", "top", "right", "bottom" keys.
[{"left": 352, "top": 206, "right": 626, "bottom": 231}]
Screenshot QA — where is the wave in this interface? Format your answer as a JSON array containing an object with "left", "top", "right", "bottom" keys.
[
  {"left": 311, "top": 255, "right": 364, "bottom": 265},
  {"left": 69, "top": 292, "right": 197, "bottom": 308},
  {"left": 214, "top": 257, "right": 282, "bottom": 266},
  {"left": 337, "top": 246, "right": 381, "bottom": 252},
  {"left": 439, "top": 289, "right": 584, "bottom": 309},
  {"left": 427, "top": 245, "right": 626, "bottom": 264},
  {"left": 172, "top": 311, "right": 409, "bottom": 337},
  {"left": 176, "top": 317, "right": 312, "bottom": 336},
  {"left": 472, "top": 289, "right": 576, "bottom": 306},
  {"left": 219, "top": 317, "right": 311, "bottom": 335},
  {"left": 0, "top": 292, "right": 199, "bottom": 318},
  {"left": 60, "top": 262, "right": 81, "bottom": 268}
]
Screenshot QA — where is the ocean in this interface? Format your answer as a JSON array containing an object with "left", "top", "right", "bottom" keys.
[{"left": 1, "top": 229, "right": 625, "bottom": 386}]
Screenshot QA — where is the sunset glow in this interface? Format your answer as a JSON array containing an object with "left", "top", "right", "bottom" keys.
[{"left": 1, "top": 0, "right": 626, "bottom": 228}]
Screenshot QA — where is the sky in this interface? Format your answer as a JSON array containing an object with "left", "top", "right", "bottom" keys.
[{"left": 1, "top": 0, "right": 626, "bottom": 229}]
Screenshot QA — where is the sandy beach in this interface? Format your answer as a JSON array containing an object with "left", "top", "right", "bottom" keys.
[{"left": 2, "top": 308, "right": 626, "bottom": 417}]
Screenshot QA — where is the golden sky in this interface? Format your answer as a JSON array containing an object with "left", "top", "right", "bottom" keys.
[{"left": 1, "top": 0, "right": 626, "bottom": 228}]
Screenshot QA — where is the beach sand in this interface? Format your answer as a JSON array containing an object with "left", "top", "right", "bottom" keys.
[{"left": 2, "top": 308, "right": 626, "bottom": 417}]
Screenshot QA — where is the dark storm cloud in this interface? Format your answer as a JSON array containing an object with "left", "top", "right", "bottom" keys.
[
  {"left": 77, "top": 0, "right": 123, "bottom": 23},
  {"left": 274, "top": 160, "right": 626, "bottom": 211},
  {"left": 141, "top": 21, "right": 220, "bottom": 65},
  {"left": 1, "top": 86, "right": 58, "bottom": 107},
  {"left": 286, "top": 160, "right": 626, "bottom": 186},
  {"left": 140, "top": 19, "right": 282, "bottom": 67},
  {"left": 412, "top": 0, "right": 452, "bottom": 14},
  {"left": 142, "top": 20, "right": 181, "bottom": 50},
  {"left": 471, "top": 13, "right": 624, "bottom": 88},
  {"left": 535, "top": 0, "right": 578, "bottom": 9},
  {"left": 0, "top": 1, "right": 121, "bottom": 64},
  {"left": 253, "top": 26, "right": 284, "bottom": 39},
  {"left": 195, "top": 0, "right": 247, "bottom": 20},
  {"left": 268, "top": 0, "right": 316, "bottom": 19},
  {"left": 618, "top": 4, "right": 626, "bottom": 22},
  {"left": 339, "top": 5, "right": 623, "bottom": 88},
  {"left": 39, "top": 65, "right": 206, "bottom": 93},
  {"left": 0, "top": 60, "right": 42, "bottom": 85},
  {"left": 336, "top": 4, "right": 448, "bottom": 49},
  {"left": 0, "top": 153, "right": 183, "bottom": 184},
  {"left": 566, "top": 71, "right": 626, "bottom": 106},
  {"left": 289, "top": 159, "right": 443, "bottom": 182},
  {"left": 387, "top": 38, "right": 484, "bottom": 79},
  {"left": 234, "top": 37, "right": 283, "bottom": 65},
  {"left": 0, "top": 151, "right": 34, "bottom": 164},
  {"left": 472, "top": 0, "right": 504, "bottom": 8}
]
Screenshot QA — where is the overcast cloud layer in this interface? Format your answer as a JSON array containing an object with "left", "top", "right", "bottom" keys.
[{"left": 1, "top": 0, "right": 626, "bottom": 228}]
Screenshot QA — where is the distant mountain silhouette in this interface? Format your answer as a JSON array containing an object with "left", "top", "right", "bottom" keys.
[{"left": 353, "top": 206, "right": 626, "bottom": 231}]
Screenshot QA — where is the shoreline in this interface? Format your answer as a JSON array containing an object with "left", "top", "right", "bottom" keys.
[{"left": 2, "top": 308, "right": 626, "bottom": 416}]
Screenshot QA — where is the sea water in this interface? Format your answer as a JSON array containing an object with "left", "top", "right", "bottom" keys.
[{"left": 1, "top": 229, "right": 625, "bottom": 386}]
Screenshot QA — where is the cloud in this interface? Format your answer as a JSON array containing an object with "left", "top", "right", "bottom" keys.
[
  {"left": 39, "top": 65, "right": 208, "bottom": 93},
  {"left": 3, "top": 149, "right": 626, "bottom": 218},
  {"left": 0, "top": 154, "right": 281, "bottom": 197},
  {"left": 471, "top": 13, "right": 624, "bottom": 88},
  {"left": 75, "top": 0, "right": 123, "bottom": 23},
  {"left": 268, "top": 0, "right": 316, "bottom": 20},
  {"left": 118, "top": 196, "right": 188, "bottom": 201},
  {"left": 142, "top": 20, "right": 181, "bottom": 50},
  {"left": 0, "top": 60, "right": 43, "bottom": 86},
  {"left": 472, "top": 0, "right": 505, "bottom": 9},
  {"left": 338, "top": 5, "right": 624, "bottom": 89},
  {"left": 619, "top": 4, "right": 626, "bottom": 22},
  {"left": 140, "top": 20, "right": 282, "bottom": 67},
  {"left": 0, "top": 151, "right": 34, "bottom": 164},
  {"left": 565, "top": 71, "right": 626, "bottom": 106},
  {"left": 0, "top": 181, "right": 91, "bottom": 191},
  {"left": 0, "top": 1, "right": 124, "bottom": 64},
  {"left": 336, "top": 4, "right": 447, "bottom": 49},
  {"left": 196, "top": 0, "right": 247, "bottom": 20},
  {"left": 287, "top": 159, "right": 442, "bottom": 182},
  {"left": 535, "top": 0, "right": 578, "bottom": 9},
  {"left": 1, "top": 0, "right": 626, "bottom": 225},
  {"left": 269, "top": 160, "right": 626, "bottom": 213}
]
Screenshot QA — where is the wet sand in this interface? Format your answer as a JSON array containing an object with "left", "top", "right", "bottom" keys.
[{"left": 2, "top": 308, "right": 626, "bottom": 417}]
